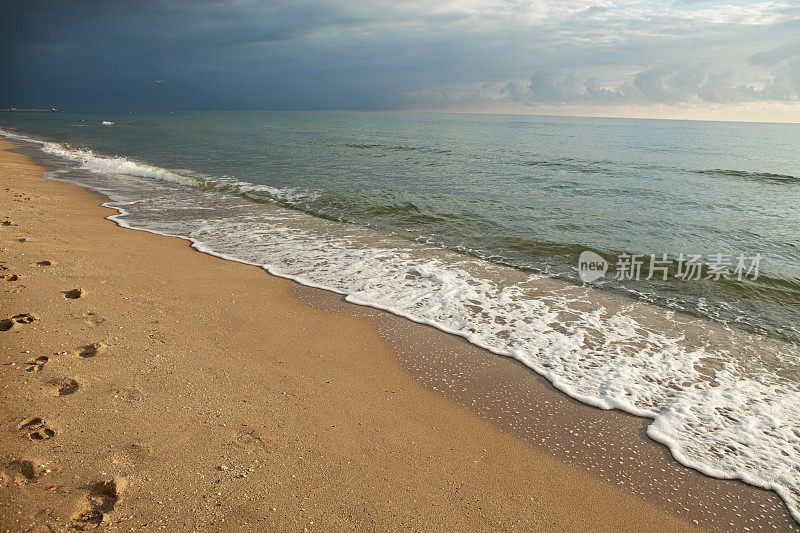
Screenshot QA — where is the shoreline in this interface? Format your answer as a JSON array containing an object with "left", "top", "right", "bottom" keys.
[{"left": 0, "top": 137, "right": 794, "bottom": 531}]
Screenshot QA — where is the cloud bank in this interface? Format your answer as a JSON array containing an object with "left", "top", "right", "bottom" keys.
[
  {"left": 0, "top": 0, "right": 798, "bottom": 118},
  {"left": 493, "top": 57, "right": 800, "bottom": 106}
]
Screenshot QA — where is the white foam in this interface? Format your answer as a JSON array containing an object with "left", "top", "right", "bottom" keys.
[{"left": 42, "top": 142, "right": 200, "bottom": 186}]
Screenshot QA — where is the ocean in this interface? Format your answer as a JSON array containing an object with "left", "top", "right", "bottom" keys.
[{"left": 1, "top": 111, "right": 799, "bottom": 522}]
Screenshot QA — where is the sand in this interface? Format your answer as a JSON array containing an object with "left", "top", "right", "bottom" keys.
[{"left": 0, "top": 138, "right": 713, "bottom": 531}]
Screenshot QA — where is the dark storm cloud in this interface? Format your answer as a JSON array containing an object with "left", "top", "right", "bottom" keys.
[
  {"left": 0, "top": 0, "right": 366, "bottom": 109},
  {"left": 1, "top": 0, "right": 799, "bottom": 111}
]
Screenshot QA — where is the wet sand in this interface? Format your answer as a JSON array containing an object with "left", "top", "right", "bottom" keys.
[{"left": 0, "top": 137, "right": 792, "bottom": 531}]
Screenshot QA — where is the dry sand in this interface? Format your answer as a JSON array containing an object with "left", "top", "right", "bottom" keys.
[{"left": 0, "top": 138, "right": 712, "bottom": 531}]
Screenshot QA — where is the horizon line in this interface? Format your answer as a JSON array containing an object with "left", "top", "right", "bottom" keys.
[{"left": 2, "top": 107, "right": 799, "bottom": 125}]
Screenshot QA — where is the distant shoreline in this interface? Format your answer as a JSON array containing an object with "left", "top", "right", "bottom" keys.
[{"left": 0, "top": 108, "right": 58, "bottom": 113}]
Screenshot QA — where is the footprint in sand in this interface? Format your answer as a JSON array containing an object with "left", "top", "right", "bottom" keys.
[
  {"left": 11, "top": 192, "right": 31, "bottom": 202},
  {"left": 24, "top": 356, "right": 49, "bottom": 373},
  {"left": 235, "top": 428, "right": 268, "bottom": 449},
  {"left": 84, "top": 312, "right": 106, "bottom": 326},
  {"left": 46, "top": 377, "right": 81, "bottom": 396},
  {"left": 0, "top": 313, "right": 38, "bottom": 332},
  {"left": 17, "top": 417, "right": 55, "bottom": 441},
  {"left": 123, "top": 443, "right": 150, "bottom": 464},
  {"left": 69, "top": 477, "right": 127, "bottom": 531},
  {"left": 5, "top": 458, "right": 45, "bottom": 482},
  {"left": 64, "top": 288, "right": 85, "bottom": 299},
  {"left": 0, "top": 265, "right": 19, "bottom": 282},
  {"left": 78, "top": 342, "right": 106, "bottom": 358},
  {"left": 114, "top": 386, "right": 144, "bottom": 402}
]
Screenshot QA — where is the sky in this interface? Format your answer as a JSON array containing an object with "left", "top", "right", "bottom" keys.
[{"left": 1, "top": 0, "right": 799, "bottom": 121}]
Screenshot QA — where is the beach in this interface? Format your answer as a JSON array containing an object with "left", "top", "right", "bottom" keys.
[
  {"left": 0, "top": 139, "right": 722, "bottom": 531},
  {"left": 1, "top": 131, "right": 798, "bottom": 532},
  {"left": 3, "top": 0, "right": 799, "bottom": 529}
]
